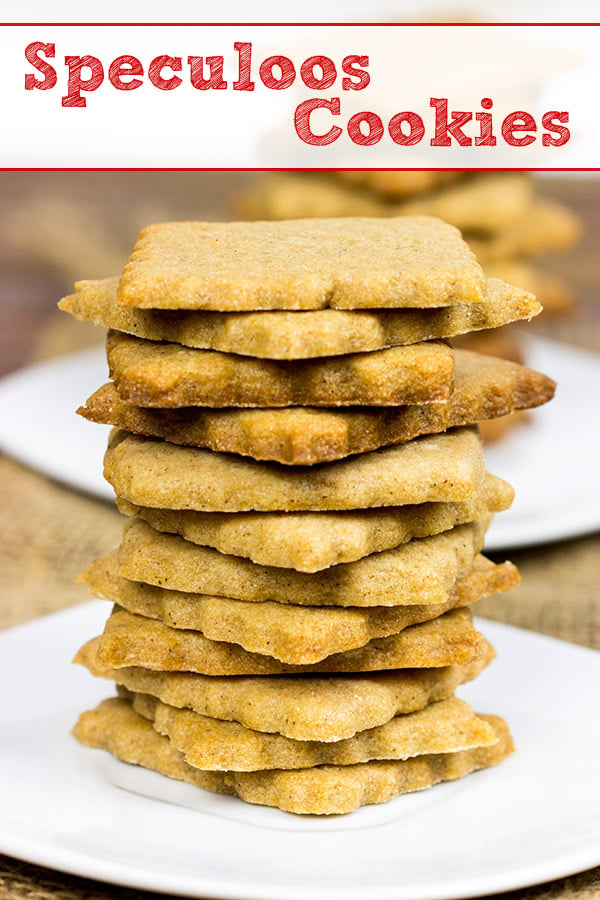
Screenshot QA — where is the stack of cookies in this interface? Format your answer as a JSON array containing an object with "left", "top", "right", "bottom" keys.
[{"left": 62, "top": 216, "right": 555, "bottom": 815}]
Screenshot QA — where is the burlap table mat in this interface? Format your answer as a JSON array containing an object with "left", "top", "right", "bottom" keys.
[{"left": 0, "top": 312, "right": 599, "bottom": 900}]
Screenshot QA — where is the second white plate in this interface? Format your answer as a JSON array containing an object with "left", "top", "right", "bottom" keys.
[{"left": 0, "top": 335, "right": 598, "bottom": 550}]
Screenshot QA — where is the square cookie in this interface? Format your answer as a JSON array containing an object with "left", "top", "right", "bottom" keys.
[{"left": 117, "top": 218, "right": 486, "bottom": 311}]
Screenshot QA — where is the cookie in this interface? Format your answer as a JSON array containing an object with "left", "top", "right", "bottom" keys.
[
  {"left": 237, "top": 172, "right": 531, "bottom": 231},
  {"left": 451, "top": 329, "right": 525, "bottom": 365},
  {"left": 106, "top": 331, "right": 454, "bottom": 407},
  {"left": 117, "top": 519, "right": 487, "bottom": 608},
  {"left": 468, "top": 200, "right": 581, "bottom": 260},
  {"left": 84, "top": 352, "right": 555, "bottom": 465},
  {"left": 134, "top": 694, "right": 497, "bottom": 771},
  {"left": 236, "top": 175, "right": 579, "bottom": 261},
  {"left": 75, "top": 639, "right": 493, "bottom": 742},
  {"left": 95, "top": 606, "right": 487, "bottom": 675},
  {"left": 115, "top": 473, "right": 513, "bottom": 572},
  {"left": 337, "top": 170, "right": 463, "bottom": 199},
  {"left": 232, "top": 172, "right": 390, "bottom": 221},
  {"left": 84, "top": 551, "right": 517, "bottom": 663},
  {"left": 104, "top": 426, "right": 485, "bottom": 512},
  {"left": 117, "top": 218, "right": 486, "bottom": 311},
  {"left": 235, "top": 173, "right": 395, "bottom": 220},
  {"left": 60, "top": 275, "right": 540, "bottom": 359},
  {"left": 72, "top": 698, "right": 513, "bottom": 814}
]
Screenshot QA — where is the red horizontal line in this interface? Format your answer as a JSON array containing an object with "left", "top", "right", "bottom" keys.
[
  {"left": 3, "top": 21, "right": 599, "bottom": 27},
  {"left": 1, "top": 167, "right": 598, "bottom": 173}
]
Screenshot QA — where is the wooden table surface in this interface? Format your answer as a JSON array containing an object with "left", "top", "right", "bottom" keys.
[{"left": 0, "top": 172, "right": 599, "bottom": 900}]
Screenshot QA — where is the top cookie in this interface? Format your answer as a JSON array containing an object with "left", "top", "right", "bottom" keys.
[{"left": 117, "top": 218, "right": 486, "bottom": 312}]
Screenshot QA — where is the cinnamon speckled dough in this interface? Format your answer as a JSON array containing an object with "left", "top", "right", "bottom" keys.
[
  {"left": 72, "top": 698, "right": 513, "bottom": 814},
  {"left": 117, "top": 218, "right": 486, "bottom": 311},
  {"left": 75, "top": 639, "right": 493, "bottom": 742},
  {"left": 104, "top": 427, "right": 485, "bottom": 512},
  {"left": 60, "top": 276, "right": 540, "bottom": 359},
  {"left": 82, "top": 350, "right": 554, "bottom": 465},
  {"left": 115, "top": 473, "right": 513, "bottom": 572},
  {"left": 118, "top": 519, "right": 487, "bottom": 608},
  {"left": 95, "top": 606, "right": 487, "bottom": 675},
  {"left": 84, "top": 551, "right": 517, "bottom": 664},
  {"left": 133, "top": 694, "right": 497, "bottom": 771},
  {"left": 106, "top": 331, "right": 454, "bottom": 408}
]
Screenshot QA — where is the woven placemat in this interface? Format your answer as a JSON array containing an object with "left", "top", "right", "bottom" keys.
[
  {"left": 0, "top": 304, "right": 599, "bottom": 900},
  {"left": 477, "top": 533, "right": 600, "bottom": 650},
  {"left": 0, "top": 456, "right": 120, "bottom": 630}
]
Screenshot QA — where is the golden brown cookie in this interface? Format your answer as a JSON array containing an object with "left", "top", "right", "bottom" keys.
[
  {"left": 115, "top": 473, "right": 512, "bottom": 572},
  {"left": 104, "top": 426, "right": 485, "bottom": 512},
  {"left": 105, "top": 331, "right": 455, "bottom": 407},
  {"left": 117, "top": 519, "right": 488, "bottom": 608},
  {"left": 60, "top": 275, "right": 540, "bottom": 359},
  {"left": 85, "top": 552, "right": 517, "bottom": 663},
  {"left": 75, "top": 639, "right": 494, "bottom": 742},
  {"left": 481, "top": 262, "right": 574, "bottom": 315},
  {"left": 95, "top": 606, "right": 487, "bottom": 675},
  {"left": 117, "top": 218, "right": 486, "bottom": 311},
  {"left": 84, "top": 352, "right": 554, "bottom": 465},
  {"left": 400, "top": 173, "right": 532, "bottom": 232},
  {"left": 235, "top": 173, "right": 389, "bottom": 220},
  {"left": 337, "top": 170, "right": 464, "bottom": 199},
  {"left": 468, "top": 200, "right": 581, "bottom": 260},
  {"left": 134, "top": 694, "right": 497, "bottom": 771},
  {"left": 236, "top": 172, "right": 530, "bottom": 231}
]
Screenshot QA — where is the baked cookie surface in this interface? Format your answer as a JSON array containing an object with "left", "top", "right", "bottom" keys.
[
  {"left": 75, "top": 638, "right": 494, "bottom": 742},
  {"left": 61, "top": 275, "right": 540, "bottom": 359},
  {"left": 117, "top": 218, "right": 486, "bottom": 311},
  {"left": 84, "top": 351, "right": 555, "bottom": 464},
  {"left": 104, "top": 426, "right": 485, "bottom": 512}
]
